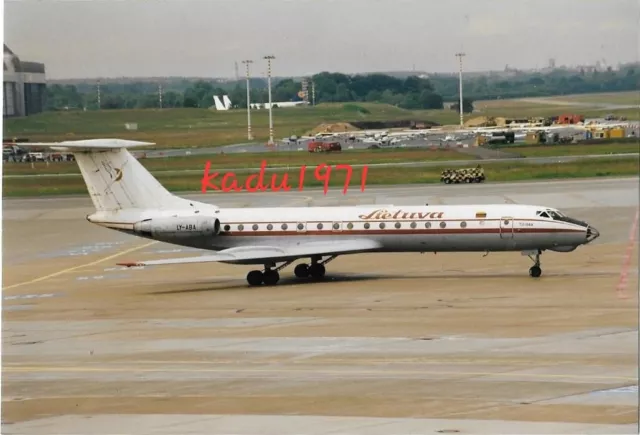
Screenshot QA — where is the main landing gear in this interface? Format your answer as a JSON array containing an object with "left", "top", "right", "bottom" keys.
[
  {"left": 527, "top": 249, "right": 542, "bottom": 278},
  {"left": 246, "top": 255, "right": 337, "bottom": 286}
]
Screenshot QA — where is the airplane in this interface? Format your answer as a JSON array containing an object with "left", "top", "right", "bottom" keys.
[{"left": 18, "top": 139, "right": 600, "bottom": 286}]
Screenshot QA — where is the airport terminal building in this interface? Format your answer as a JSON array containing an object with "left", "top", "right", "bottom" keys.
[{"left": 3, "top": 44, "right": 46, "bottom": 118}]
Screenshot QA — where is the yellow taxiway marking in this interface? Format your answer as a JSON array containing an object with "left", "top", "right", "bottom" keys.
[
  {"left": 3, "top": 241, "right": 158, "bottom": 291},
  {"left": 3, "top": 365, "right": 636, "bottom": 381}
]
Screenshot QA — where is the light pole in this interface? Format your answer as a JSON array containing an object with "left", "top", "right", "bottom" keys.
[
  {"left": 455, "top": 52, "right": 466, "bottom": 127},
  {"left": 242, "top": 60, "right": 254, "bottom": 140},
  {"left": 96, "top": 79, "right": 101, "bottom": 110},
  {"left": 264, "top": 55, "right": 276, "bottom": 145}
]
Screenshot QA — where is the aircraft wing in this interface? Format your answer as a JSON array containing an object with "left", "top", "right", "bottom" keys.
[{"left": 117, "top": 239, "right": 383, "bottom": 267}]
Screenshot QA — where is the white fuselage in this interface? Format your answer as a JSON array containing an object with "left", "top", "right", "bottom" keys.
[{"left": 90, "top": 203, "right": 594, "bottom": 262}]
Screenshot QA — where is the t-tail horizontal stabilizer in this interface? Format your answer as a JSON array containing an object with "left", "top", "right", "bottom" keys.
[{"left": 16, "top": 139, "right": 156, "bottom": 151}]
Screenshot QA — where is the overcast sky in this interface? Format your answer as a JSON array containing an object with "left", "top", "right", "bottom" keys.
[{"left": 4, "top": 0, "right": 639, "bottom": 80}]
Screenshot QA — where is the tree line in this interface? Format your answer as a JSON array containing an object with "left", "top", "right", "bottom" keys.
[{"left": 45, "top": 63, "right": 639, "bottom": 113}]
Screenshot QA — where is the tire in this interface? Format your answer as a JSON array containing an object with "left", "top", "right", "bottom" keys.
[
  {"left": 309, "top": 263, "right": 326, "bottom": 279},
  {"left": 529, "top": 266, "right": 542, "bottom": 278},
  {"left": 294, "top": 263, "right": 309, "bottom": 278},
  {"left": 263, "top": 270, "right": 280, "bottom": 286},
  {"left": 247, "top": 270, "right": 263, "bottom": 286}
]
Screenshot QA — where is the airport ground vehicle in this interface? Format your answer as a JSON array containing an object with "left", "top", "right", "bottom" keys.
[
  {"left": 440, "top": 166, "right": 486, "bottom": 184},
  {"left": 308, "top": 141, "right": 342, "bottom": 153}
]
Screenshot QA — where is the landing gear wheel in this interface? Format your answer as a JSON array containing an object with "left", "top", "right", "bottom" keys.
[
  {"left": 527, "top": 250, "right": 543, "bottom": 278},
  {"left": 263, "top": 270, "right": 280, "bottom": 286},
  {"left": 294, "top": 263, "right": 310, "bottom": 278},
  {"left": 529, "top": 266, "right": 542, "bottom": 278},
  {"left": 247, "top": 270, "right": 263, "bottom": 286},
  {"left": 309, "top": 263, "right": 326, "bottom": 280}
]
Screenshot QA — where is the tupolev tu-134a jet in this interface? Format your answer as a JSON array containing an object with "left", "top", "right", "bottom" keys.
[{"left": 19, "top": 139, "right": 600, "bottom": 286}]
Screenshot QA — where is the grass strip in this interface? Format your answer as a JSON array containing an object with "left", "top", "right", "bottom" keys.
[{"left": 3, "top": 158, "right": 638, "bottom": 197}]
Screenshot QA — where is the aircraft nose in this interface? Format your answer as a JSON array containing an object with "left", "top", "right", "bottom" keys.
[{"left": 586, "top": 225, "right": 600, "bottom": 242}]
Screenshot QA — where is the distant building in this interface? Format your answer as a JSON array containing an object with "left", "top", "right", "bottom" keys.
[{"left": 3, "top": 44, "right": 47, "bottom": 117}]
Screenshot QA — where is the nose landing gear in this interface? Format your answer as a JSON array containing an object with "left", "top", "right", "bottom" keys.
[{"left": 527, "top": 250, "right": 542, "bottom": 278}]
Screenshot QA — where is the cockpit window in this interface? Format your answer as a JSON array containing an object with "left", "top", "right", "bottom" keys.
[
  {"left": 547, "top": 211, "right": 560, "bottom": 219},
  {"left": 546, "top": 210, "right": 567, "bottom": 219},
  {"left": 537, "top": 208, "right": 586, "bottom": 227}
]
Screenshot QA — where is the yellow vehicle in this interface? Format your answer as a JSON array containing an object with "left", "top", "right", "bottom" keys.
[{"left": 440, "top": 166, "right": 485, "bottom": 184}]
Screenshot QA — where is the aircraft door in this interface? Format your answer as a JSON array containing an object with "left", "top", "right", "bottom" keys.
[{"left": 499, "top": 216, "right": 514, "bottom": 239}]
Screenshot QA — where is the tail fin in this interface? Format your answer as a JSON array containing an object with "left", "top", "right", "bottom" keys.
[
  {"left": 213, "top": 96, "right": 227, "bottom": 111},
  {"left": 19, "top": 139, "right": 190, "bottom": 212}
]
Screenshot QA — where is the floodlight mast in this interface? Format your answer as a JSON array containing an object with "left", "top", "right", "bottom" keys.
[
  {"left": 455, "top": 52, "right": 466, "bottom": 127},
  {"left": 96, "top": 79, "right": 101, "bottom": 110},
  {"left": 242, "top": 60, "right": 254, "bottom": 140},
  {"left": 264, "top": 55, "right": 276, "bottom": 146}
]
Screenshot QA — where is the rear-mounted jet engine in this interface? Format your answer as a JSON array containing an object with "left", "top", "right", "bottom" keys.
[{"left": 133, "top": 216, "right": 221, "bottom": 240}]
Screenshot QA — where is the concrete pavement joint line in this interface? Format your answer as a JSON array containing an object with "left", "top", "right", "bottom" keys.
[
  {"left": 438, "top": 402, "right": 520, "bottom": 419},
  {"left": 3, "top": 241, "right": 159, "bottom": 291},
  {"left": 0, "top": 395, "right": 583, "bottom": 406},
  {"left": 616, "top": 206, "right": 640, "bottom": 299},
  {"left": 49, "top": 358, "right": 630, "bottom": 367},
  {"left": 520, "top": 386, "right": 637, "bottom": 406},
  {"left": 3, "top": 366, "right": 636, "bottom": 381}
]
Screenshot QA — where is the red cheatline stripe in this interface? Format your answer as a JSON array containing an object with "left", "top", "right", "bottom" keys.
[
  {"left": 93, "top": 217, "right": 565, "bottom": 226},
  {"left": 221, "top": 228, "right": 582, "bottom": 237}
]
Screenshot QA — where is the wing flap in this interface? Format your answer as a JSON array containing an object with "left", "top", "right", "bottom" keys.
[{"left": 117, "top": 239, "right": 382, "bottom": 267}]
